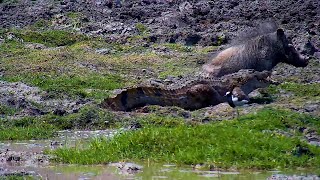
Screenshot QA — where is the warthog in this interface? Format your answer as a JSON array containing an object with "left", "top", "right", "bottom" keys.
[{"left": 203, "top": 28, "right": 309, "bottom": 77}]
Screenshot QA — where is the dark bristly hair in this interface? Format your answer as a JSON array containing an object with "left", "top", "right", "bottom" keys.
[{"left": 232, "top": 20, "right": 279, "bottom": 45}]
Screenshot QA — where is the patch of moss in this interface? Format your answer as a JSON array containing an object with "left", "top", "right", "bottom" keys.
[
  {"left": 66, "top": 12, "right": 82, "bottom": 19},
  {"left": 13, "top": 30, "right": 87, "bottom": 47},
  {"left": 0, "top": 105, "right": 17, "bottom": 116},
  {"left": 1, "top": 73, "right": 123, "bottom": 99},
  {"left": 268, "top": 83, "right": 320, "bottom": 102},
  {"left": 0, "top": 39, "right": 28, "bottom": 57},
  {"left": 0, "top": 105, "right": 118, "bottom": 140},
  {"left": 52, "top": 108, "right": 320, "bottom": 169},
  {"left": 47, "top": 105, "right": 118, "bottom": 130},
  {"left": 31, "top": 19, "right": 51, "bottom": 29},
  {"left": 135, "top": 23, "right": 148, "bottom": 34},
  {"left": 279, "top": 83, "right": 320, "bottom": 98}
]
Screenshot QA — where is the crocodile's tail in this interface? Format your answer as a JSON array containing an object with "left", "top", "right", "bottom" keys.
[{"left": 101, "top": 85, "right": 222, "bottom": 111}]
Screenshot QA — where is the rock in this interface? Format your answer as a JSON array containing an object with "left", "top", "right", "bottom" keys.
[
  {"left": 21, "top": 107, "right": 46, "bottom": 116},
  {"left": 50, "top": 141, "right": 64, "bottom": 147},
  {"left": 185, "top": 33, "right": 202, "bottom": 45},
  {"left": 304, "top": 104, "right": 319, "bottom": 112},
  {"left": 109, "top": 162, "right": 142, "bottom": 174},
  {"left": 7, "top": 97, "right": 28, "bottom": 109},
  {"left": 53, "top": 109, "right": 67, "bottom": 116},
  {"left": 301, "top": 40, "right": 318, "bottom": 55},
  {"left": 122, "top": 162, "right": 143, "bottom": 172},
  {"left": 248, "top": 89, "right": 262, "bottom": 99},
  {"left": 179, "top": 111, "right": 191, "bottom": 119},
  {"left": 194, "top": 1, "right": 211, "bottom": 16},
  {"left": 292, "top": 144, "right": 313, "bottom": 157},
  {"left": 128, "top": 122, "right": 142, "bottom": 130},
  {"left": 25, "top": 43, "right": 47, "bottom": 50},
  {"left": 314, "top": 52, "right": 320, "bottom": 59},
  {"left": 309, "top": 141, "right": 320, "bottom": 146},
  {"left": 95, "top": 48, "right": 110, "bottom": 55},
  {"left": 193, "top": 164, "right": 205, "bottom": 170},
  {"left": 202, "top": 103, "right": 234, "bottom": 120},
  {"left": 179, "top": 2, "right": 193, "bottom": 15}
]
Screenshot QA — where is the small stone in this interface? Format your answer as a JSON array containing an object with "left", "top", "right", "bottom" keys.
[
  {"left": 95, "top": 48, "right": 110, "bottom": 55},
  {"left": 304, "top": 104, "right": 319, "bottom": 112},
  {"left": 301, "top": 41, "right": 317, "bottom": 55},
  {"left": 248, "top": 89, "right": 262, "bottom": 98},
  {"left": 53, "top": 109, "right": 67, "bottom": 116},
  {"left": 314, "top": 52, "right": 320, "bottom": 59},
  {"left": 25, "top": 43, "right": 47, "bottom": 50}
]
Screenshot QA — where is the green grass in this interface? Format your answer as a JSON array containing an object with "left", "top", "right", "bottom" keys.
[
  {"left": 267, "top": 83, "right": 320, "bottom": 108},
  {"left": 135, "top": 23, "right": 148, "bottom": 34},
  {"left": 268, "top": 83, "right": 320, "bottom": 98},
  {"left": 13, "top": 29, "right": 87, "bottom": 47},
  {"left": 0, "top": 38, "right": 200, "bottom": 98},
  {"left": 52, "top": 108, "right": 320, "bottom": 169},
  {"left": 46, "top": 105, "right": 118, "bottom": 130},
  {"left": 31, "top": 19, "right": 52, "bottom": 29},
  {"left": 0, "top": 175, "right": 35, "bottom": 180},
  {"left": 0, "top": 117, "right": 56, "bottom": 140},
  {"left": 0, "top": 105, "right": 118, "bottom": 140},
  {"left": 279, "top": 83, "right": 320, "bottom": 98},
  {"left": 0, "top": 105, "right": 17, "bottom": 116},
  {"left": 0, "top": 73, "right": 123, "bottom": 99},
  {"left": 0, "top": 39, "right": 28, "bottom": 57},
  {"left": 0, "top": 37, "right": 126, "bottom": 99}
]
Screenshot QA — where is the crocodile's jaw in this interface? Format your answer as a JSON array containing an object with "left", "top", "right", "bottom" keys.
[{"left": 240, "top": 77, "right": 271, "bottom": 95}]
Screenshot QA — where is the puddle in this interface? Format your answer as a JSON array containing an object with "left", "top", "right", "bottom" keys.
[{"left": 0, "top": 130, "right": 319, "bottom": 179}]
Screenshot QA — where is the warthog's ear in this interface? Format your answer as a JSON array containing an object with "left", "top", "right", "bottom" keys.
[{"left": 277, "top": 28, "right": 285, "bottom": 38}]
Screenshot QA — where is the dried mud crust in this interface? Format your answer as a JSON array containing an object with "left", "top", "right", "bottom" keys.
[
  {"left": 0, "top": 81, "right": 91, "bottom": 118},
  {"left": 0, "top": 149, "right": 50, "bottom": 167},
  {"left": 0, "top": 0, "right": 319, "bottom": 47}
]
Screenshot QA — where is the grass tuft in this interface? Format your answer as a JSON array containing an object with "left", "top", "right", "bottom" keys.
[
  {"left": 268, "top": 83, "right": 320, "bottom": 98},
  {"left": 14, "top": 30, "right": 87, "bottom": 47},
  {"left": 0, "top": 105, "right": 17, "bottom": 116},
  {"left": 0, "top": 117, "right": 56, "bottom": 140},
  {"left": 52, "top": 108, "right": 320, "bottom": 169}
]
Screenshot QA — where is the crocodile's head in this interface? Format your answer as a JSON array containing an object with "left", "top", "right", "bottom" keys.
[{"left": 235, "top": 70, "right": 272, "bottom": 95}]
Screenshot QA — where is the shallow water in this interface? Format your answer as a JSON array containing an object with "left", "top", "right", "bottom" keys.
[{"left": 0, "top": 130, "right": 319, "bottom": 180}]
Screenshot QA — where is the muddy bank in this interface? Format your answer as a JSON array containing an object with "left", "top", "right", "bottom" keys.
[
  {"left": 0, "top": 0, "right": 319, "bottom": 48},
  {"left": 0, "top": 80, "right": 91, "bottom": 118}
]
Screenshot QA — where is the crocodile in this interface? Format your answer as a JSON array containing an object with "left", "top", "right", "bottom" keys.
[{"left": 101, "top": 70, "right": 272, "bottom": 111}]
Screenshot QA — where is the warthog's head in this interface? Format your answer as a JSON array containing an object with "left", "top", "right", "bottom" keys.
[{"left": 277, "top": 29, "right": 309, "bottom": 67}]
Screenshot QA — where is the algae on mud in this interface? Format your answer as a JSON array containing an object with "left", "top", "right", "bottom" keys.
[{"left": 52, "top": 108, "right": 320, "bottom": 170}]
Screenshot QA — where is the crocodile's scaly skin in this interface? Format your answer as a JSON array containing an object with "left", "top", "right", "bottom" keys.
[{"left": 101, "top": 70, "right": 271, "bottom": 111}]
